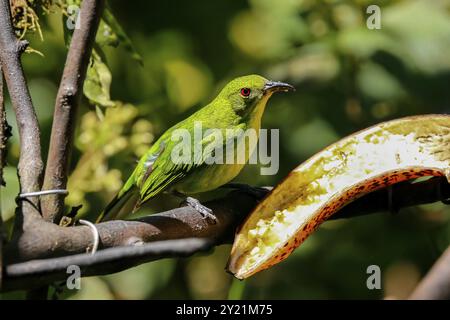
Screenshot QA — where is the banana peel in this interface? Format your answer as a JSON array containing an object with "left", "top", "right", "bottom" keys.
[{"left": 227, "top": 114, "right": 450, "bottom": 279}]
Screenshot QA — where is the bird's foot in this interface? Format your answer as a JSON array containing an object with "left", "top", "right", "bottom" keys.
[
  {"left": 184, "top": 196, "right": 217, "bottom": 224},
  {"left": 221, "top": 183, "right": 270, "bottom": 200}
]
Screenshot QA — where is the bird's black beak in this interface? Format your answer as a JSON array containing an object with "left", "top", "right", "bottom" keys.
[{"left": 263, "top": 80, "right": 295, "bottom": 93}]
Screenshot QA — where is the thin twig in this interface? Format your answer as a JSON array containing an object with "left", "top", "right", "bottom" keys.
[
  {"left": 41, "top": 0, "right": 106, "bottom": 223},
  {"left": 2, "top": 238, "right": 212, "bottom": 292}
]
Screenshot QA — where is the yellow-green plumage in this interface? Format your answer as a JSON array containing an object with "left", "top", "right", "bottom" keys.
[{"left": 97, "top": 75, "right": 294, "bottom": 222}]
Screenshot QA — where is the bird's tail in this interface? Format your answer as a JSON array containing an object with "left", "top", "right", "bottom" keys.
[{"left": 96, "top": 185, "right": 138, "bottom": 223}]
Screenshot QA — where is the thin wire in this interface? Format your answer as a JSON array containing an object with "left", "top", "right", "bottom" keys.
[
  {"left": 79, "top": 219, "right": 99, "bottom": 255},
  {"left": 18, "top": 189, "right": 68, "bottom": 199}
]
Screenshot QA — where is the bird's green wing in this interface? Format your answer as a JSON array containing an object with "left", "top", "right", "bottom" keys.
[
  {"left": 137, "top": 135, "right": 209, "bottom": 205},
  {"left": 98, "top": 123, "right": 246, "bottom": 221},
  {"left": 137, "top": 125, "right": 243, "bottom": 205}
]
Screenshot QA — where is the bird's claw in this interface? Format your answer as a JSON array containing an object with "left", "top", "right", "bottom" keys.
[{"left": 184, "top": 197, "right": 217, "bottom": 224}]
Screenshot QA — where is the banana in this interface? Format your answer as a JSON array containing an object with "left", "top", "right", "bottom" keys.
[{"left": 227, "top": 114, "right": 450, "bottom": 279}]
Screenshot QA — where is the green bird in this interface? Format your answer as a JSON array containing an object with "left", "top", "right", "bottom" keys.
[{"left": 97, "top": 75, "right": 294, "bottom": 223}]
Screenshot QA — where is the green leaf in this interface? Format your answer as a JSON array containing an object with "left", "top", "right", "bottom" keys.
[
  {"left": 101, "top": 7, "right": 143, "bottom": 65},
  {"left": 83, "top": 51, "right": 115, "bottom": 108},
  {"left": 96, "top": 20, "right": 120, "bottom": 48}
]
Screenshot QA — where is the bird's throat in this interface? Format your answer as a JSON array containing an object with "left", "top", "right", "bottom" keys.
[{"left": 246, "top": 93, "right": 272, "bottom": 132}]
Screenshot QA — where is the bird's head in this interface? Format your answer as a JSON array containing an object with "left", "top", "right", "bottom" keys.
[{"left": 217, "top": 75, "right": 295, "bottom": 117}]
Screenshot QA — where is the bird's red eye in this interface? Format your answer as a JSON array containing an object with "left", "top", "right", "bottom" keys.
[{"left": 240, "top": 88, "right": 251, "bottom": 97}]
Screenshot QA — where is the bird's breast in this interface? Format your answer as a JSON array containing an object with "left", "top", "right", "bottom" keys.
[{"left": 173, "top": 128, "right": 260, "bottom": 194}]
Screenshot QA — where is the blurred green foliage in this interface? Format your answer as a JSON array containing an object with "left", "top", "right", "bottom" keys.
[{"left": 1, "top": 0, "right": 450, "bottom": 299}]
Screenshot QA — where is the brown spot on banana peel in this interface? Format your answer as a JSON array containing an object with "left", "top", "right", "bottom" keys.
[{"left": 227, "top": 114, "right": 450, "bottom": 279}]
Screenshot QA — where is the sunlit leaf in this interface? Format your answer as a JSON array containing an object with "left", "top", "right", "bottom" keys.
[
  {"left": 96, "top": 20, "right": 120, "bottom": 48},
  {"left": 83, "top": 51, "right": 115, "bottom": 108}
]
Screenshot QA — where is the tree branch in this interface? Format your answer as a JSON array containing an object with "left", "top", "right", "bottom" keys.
[
  {"left": 4, "top": 190, "right": 256, "bottom": 262},
  {"left": 2, "top": 238, "right": 212, "bottom": 291},
  {"left": 0, "top": 64, "right": 4, "bottom": 290},
  {"left": 0, "top": 0, "right": 43, "bottom": 225},
  {"left": 409, "top": 245, "right": 450, "bottom": 300},
  {"left": 2, "top": 177, "right": 450, "bottom": 292},
  {"left": 329, "top": 176, "right": 450, "bottom": 220},
  {"left": 41, "top": 0, "right": 105, "bottom": 223}
]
